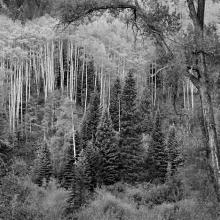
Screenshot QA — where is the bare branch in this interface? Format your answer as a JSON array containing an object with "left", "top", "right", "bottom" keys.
[
  {"left": 150, "top": 65, "right": 169, "bottom": 77},
  {"left": 59, "top": 0, "right": 163, "bottom": 35}
]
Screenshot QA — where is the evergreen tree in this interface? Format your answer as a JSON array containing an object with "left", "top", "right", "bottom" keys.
[
  {"left": 109, "top": 77, "right": 121, "bottom": 132},
  {"left": 95, "top": 109, "right": 120, "bottom": 185},
  {"left": 66, "top": 152, "right": 90, "bottom": 215},
  {"left": 147, "top": 113, "right": 168, "bottom": 183},
  {"left": 61, "top": 141, "right": 75, "bottom": 189},
  {"left": 83, "top": 141, "right": 100, "bottom": 191},
  {"left": 75, "top": 130, "right": 82, "bottom": 156},
  {"left": 138, "top": 87, "right": 153, "bottom": 134},
  {"left": 167, "top": 125, "right": 181, "bottom": 176},
  {"left": 0, "top": 140, "right": 11, "bottom": 178},
  {"left": 119, "top": 70, "right": 144, "bottom": 183},
  {"left": 33, "top": 141, "right": 52, "bottom": 186},
  {"left": 80, "top": 91, "right": 100, "bottom": 149}
]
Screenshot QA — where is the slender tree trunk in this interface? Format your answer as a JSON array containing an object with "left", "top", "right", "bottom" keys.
[
  {"left": 84, "top": 57, "right": 88, "bottom": 114},
  {"left": 186, "top": 0, "right": 220, "bottom": 194}
]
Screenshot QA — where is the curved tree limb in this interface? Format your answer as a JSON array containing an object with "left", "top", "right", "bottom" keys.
[{"left": 59, "top": 0, "right": 163, "bottom": 34}]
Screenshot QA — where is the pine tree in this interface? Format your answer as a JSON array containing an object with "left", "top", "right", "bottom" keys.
[
  {"left": 33, "top": 141, "right": 52, "bottom": 186},
  {"left": 80, "top": 91, "right": 100, "bottom": 149},
  {"left": 66, "top": 151, "right": 90, "bottom": 215},
  {"left": 109, "top": 77, "right": 121, "bottom": 132},
  {"left": 95, "top": 109, "right": 120, "bottom": 185},
  {"left": 138, "top": 87, "right": 153, "bottom": 134},
  {"left": 61, "top": 141, "right": 75, "bottom": 189},
  {"left": 75, "top": 130, "right": 82, "bottom": 156},
  {"left": 167, "top": 125, "right": 181, "bottom": 176},
  {"left": 119, "top": 70, "right": 144, "bottom": 183},
  {"left": 83, "top": 141, "right": 100, "bottom": 191},
  {"left": 0, "top": 140, "right": 11, "bottom": 178},
  {"left": 147, "top": 113, "right": 168, "bottom": 183}
]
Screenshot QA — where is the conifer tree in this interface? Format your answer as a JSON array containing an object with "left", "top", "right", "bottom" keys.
[
  {"left": 138, "top": 87, "right": 153, "bottom": 134},
  {"left": 83, "top": 141, "right": 100, "bottom": 191},
  {"left": 109, "top": 77, "right": 121, "bottom": 132},
  {"left": 61, "top": 141, "right": 75, "bottom": 189},
  {"left": 80, "top": 91, "right": 100, "bottom": 149},
  {"left": 95, "top": 109, "right": 120, "bottom": 185},
  {"left": 33, "top": 141, "right": 52, "bottom": 186},
  {"left": 147, "top": 113, "right": 168, "bottom": 183},
  {"left": 167, "top": 125, "right": 181, "bottom": 176},
  {"left": 66, "top": 151, "right": 90, "bottom": 214},
  {"left": 75, "top": 130, "right": 82, "bottom": 156},
  {"left": 119, "top": 70, "right": 144, "bottom": 183}
]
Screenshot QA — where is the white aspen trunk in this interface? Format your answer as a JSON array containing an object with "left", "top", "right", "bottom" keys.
[
  {"left": 51, "top": 40, "right": 55, "bottom": 92},
  {"left": 13, "top": 62, "right": 16, "bottom": 133},
  {"left": 119, "top": 94, "right": 121, "bottom": 132},
  {"left": 108, "top": 74, "right": 111, "bottom": 112},
  {"left": 100, "top": 59, "right": 104, "bottom": 106},
  {"left": 44, "top": 43, "right": 48, "bottom": 100},
  {"left": 191, "top": 81, "right": 194, "bottom": 110},
  {"left": 151, "top": 64, "right": 154, "bottom": 105},
  {"left": 84, "top": 57, "right": 88, "bottom": 114},
  {"left": 94, "top": 64, "right": 97, "bottom": 90},
  {"left": 60, "top": 40, "right": 64, "bottom": 94},
  {"left": 183, "top": 80, "right": 186, "bottom": 109},
  {"left": 9, "top": 63, "right": 12, "bottom": 133},
  {"left": 67, "top": 41, "right": 70, "bottom": 98},
  {"left": 20, "top": 62, "right": 23, "bottom": 134},
  {"left": 186, "top": 78, "right": 189, "bottom": 110},
  {"left": 103, "top": 71, "right": 106, "bottom": 107},
  {"left": 75, "top": 46, "right": 78, "bottom": 104},
  {"left": 81, "top": 47, "right": 85, "bottom": 105},
  {"left": 70, "top": 41, "right": 73, "bottom": 101},
  {"left": 71, "top": 108, "right": 76, "bottom": 162},
  {"left": 154, "top": 61, "right": 157, "bottom": 106},
  {"left": 73, "top": 44, "right": 77, "bottom": 103}
]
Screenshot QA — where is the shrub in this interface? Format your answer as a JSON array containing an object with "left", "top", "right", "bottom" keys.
[{"left": 0, "top": 174, "right": 68, "bottom": 220}]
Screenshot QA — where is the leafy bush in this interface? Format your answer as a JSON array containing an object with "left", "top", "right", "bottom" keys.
[
  {"left": 0, "top": 173, "right": 68, "bottom": 220},
  {"left": 76, "top": 189, "right": 155, "bottom": 220}
]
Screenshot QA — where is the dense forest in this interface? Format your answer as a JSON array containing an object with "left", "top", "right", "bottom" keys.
[{"left": 1, "top": 0, "right": 220, "bottom": 219}]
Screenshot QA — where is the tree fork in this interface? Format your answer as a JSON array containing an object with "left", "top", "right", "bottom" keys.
[{"left": 187, "top": 0, "right": 220, "bottom": 196}]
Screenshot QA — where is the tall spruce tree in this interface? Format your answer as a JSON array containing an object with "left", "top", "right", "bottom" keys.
[
  {"left": 75, "top": 130, "right": 82, "bottom": 156},
  {"left": 66, "top": 151, "right": 90, "bottom": 215},
  {"left": 79, "top": 141, "right": 100, "bottom": 191},
  {"left": 33, "top": 141, "right": 52, "bottom": 186},
  {"left": 138, "top": 87, "right": 153, "bottom": 134},
  {"left": 109, "top": 77, "right": 121, "bottom": 132},
  {"left": 147, "top": 113, "right": 168, "bottom": 183},
  {"left": 167, "top": 125, "right": 181, "bottom": 176},
  {"left": 80, "top": 91, "right": 100, "bottom": 149},
  {"left": 61, "top": 140, "right": 75, "bottom": 189},
  {"left": 95, "top": 109, "right": 120, "bottom": 185},
  {"left": 119, "top": 70, "right": 144, "bottom": 183}
]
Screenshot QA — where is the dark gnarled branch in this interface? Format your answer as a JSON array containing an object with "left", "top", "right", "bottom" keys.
[{"left": 58, "top": 0, "right": 163, "bottom": 35}]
